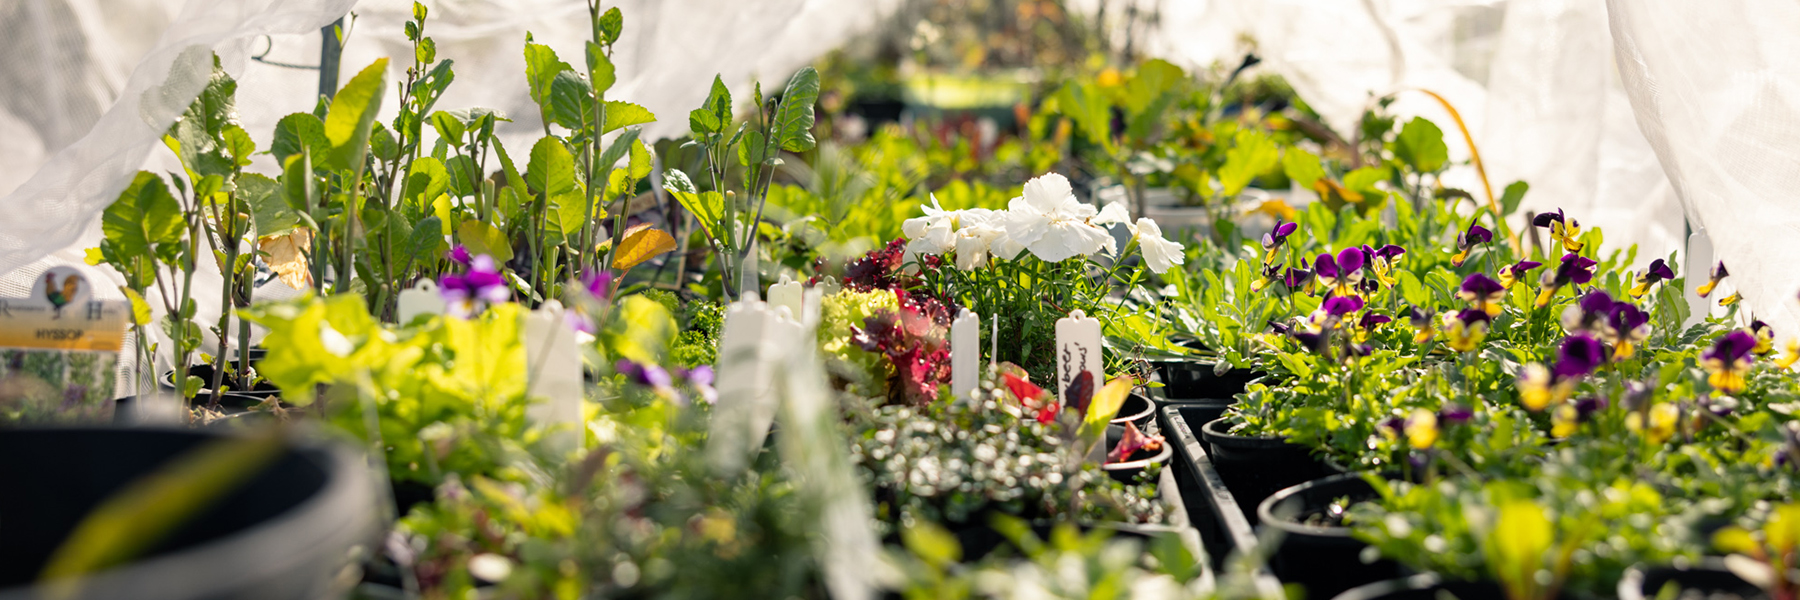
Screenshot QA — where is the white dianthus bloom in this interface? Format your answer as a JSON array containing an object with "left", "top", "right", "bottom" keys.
[
  {"left": 954, "top": 224, "right": 1005, "bottom": 271},
  {"left": 1004, "top": 173, "right": 1111, "bottom": 263},
  {"left": 1134, "top": 217, "right": 1185, "bottom": 274},
  {"left": 902, "top": 195, "right": 959, "bottom": 255}
]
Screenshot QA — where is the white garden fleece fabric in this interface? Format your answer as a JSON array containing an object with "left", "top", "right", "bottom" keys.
[{"left": 0, "top": 0, "right": 1795, "bottom": 357}]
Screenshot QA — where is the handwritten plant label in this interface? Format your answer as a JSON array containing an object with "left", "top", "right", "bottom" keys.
[
  {"left": 1054, "top": 309, "right": 1103, "bottom": 403},
  {"left": 951, "top": 308, "right": 979, "bottom": 399},
  {"left": 0, "top": 267, "right": 125, "bottom": 423}
]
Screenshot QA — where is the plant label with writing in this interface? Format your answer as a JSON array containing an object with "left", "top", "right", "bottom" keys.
[
  {"left": 524, "top": 300, "right": 583, "bottom": 453},
  {"left": 0, "top": 267, "right": 126, "bottom": 422},
  {"left": 951, "top": 308, "right": 979, "bottom": 399},
  {"left": 1055, "top": 309, "right": 1103, "bottom": 402},
  {"left": 397, "top": 279, "right": 447, "bottom": 323}
]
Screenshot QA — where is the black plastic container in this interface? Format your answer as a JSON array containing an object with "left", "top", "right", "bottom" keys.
[
  {"left": 1150, "top": 359, "right": 1260, "bottom": 401},
  {"left": 1200, "top": 417, "right": 1332, "bottom": 524},
  {"left": 1162, "top": 405, "right": 1287, "bottom": 599},
  {"left": 1618, "top": 560, "right": 1772, "bottom": 600},
  {"left": 1333, "top": 574, "right": 1506, "bottom": 600},
  {"left": 1259, "top": 474, "right": 1402, "bottom": 598},
  {"left": 0, "top": 428, "right": 374, "bottom": 600},
  {"left": 1113, "top": 394, "right": 1156, "bottom": 427}
]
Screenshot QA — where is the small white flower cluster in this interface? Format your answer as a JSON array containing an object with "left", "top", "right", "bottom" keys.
[{"left": 900, "top": 173, "right": 1186, "bottom": 273}]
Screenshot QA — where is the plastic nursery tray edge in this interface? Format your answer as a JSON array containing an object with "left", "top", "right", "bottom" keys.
[{"left": 1162, "top": 404, "right": 1284, "bottom": 600}]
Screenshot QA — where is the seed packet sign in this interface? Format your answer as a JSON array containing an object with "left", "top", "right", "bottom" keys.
[
  {"left": 1055, "top": 310, "right": 1102, "bottom": 402},
  {"left": 0, "top": 267, "right": 126, "bottom": 422}
]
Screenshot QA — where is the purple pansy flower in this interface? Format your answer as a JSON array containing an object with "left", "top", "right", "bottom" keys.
[
  {"left": 1458, "top": 273, "right": 1507, "bottom": 316},
  {"left": 617, "top": 359, "right": 674, "bottom": 391},
  {"left": 1552, "top": 333, "right": 1607, "bottom": 379},
  {"left": 1452, "top": 221, "right": 1492, "bottom": 267},
  {"left": 1438, "top": 403, "right": 1473, "bottom": 425},
  {"left": 1316, "top": 248, "right": 1366, "bottom": 296},
  {"left": 1261, "top": 221, "right": 1299, "bottom": 256},
  {"left": 440, "top": 255, "right": 510, "bottom": 316},
  {"left": 447, "top": 245, "right": 472, "bottom": 266},
  {"left": 1498, "top": 259, "right": 1541, "bottom": 288}
]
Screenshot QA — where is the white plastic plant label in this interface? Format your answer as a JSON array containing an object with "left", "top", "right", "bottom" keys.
[
  {"left": 1054, "top": 309, "right": 1103, "bottom": 402},
  {"left": 951, "top": 308, "right": 979, "bottom": 399},
  {"left": 523, "top": 300, "right": 583, "bottom": 453},
  {"left": 767, "top": 274, "right": 803, "bottom": 320},
  {"left": 707, "top": 295, "right": 807, "bottom": 476},
  {"left": 396, "top": 279, "right": 447, "bottom": 324}
]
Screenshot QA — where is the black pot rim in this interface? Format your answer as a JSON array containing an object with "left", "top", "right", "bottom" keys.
[
  {"left": 160, "top": 369, "right": 281, "bottom": 398},
  {"left": 0, "top": 427, "right": 373, "bottom": 600},
  {"left": 1102, "top": 442, "right": 1174, "bottom": 471},
  {"left": 1618, "top": 558, "right": 1783, "bottom": 600},
  {"left": 1332, "top": 573, "right": 1466, "bottom": 600},
  {"left": 1258, "top": 472, "right": 1375, "bottom": 538},
  {"left": 1200, "top": 416, "right": 1293, "bottom": 450},
  {"left": 1111, "top": 394, "right": 1156, "bottom": 425}
]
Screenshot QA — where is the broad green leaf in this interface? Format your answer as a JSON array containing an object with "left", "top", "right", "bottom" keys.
[
  {"left": 121, "top": 288, "right": 152, "bottom": 326},
  {"left": 663, "top": 170, "right": 725, "bottom": 243},
  {"left": 602, "top": 101, "right": 656, "bottom": 134},
  {"left": 689, "top": 75, "right": 731, "bottom": 136},
  {"left": 611, "top": 225, "right": 676, "bottom": 270},
  {"left": 601, "top": 295, "right": 674, "bottom": 363},
  {"left": 222, "top": 125, "right": 255, "bottom": 167},
  {"left": 406, "top": 215, "right": 445, "bottom": 265},
  {"left": 901, "top": 521, "right": 961, "bottom": 568},
  {"left": 606, "top": 138, "right": 652, "bottom": 200},
  {"left": 415, "top": 37, "right": 436, "bottom": 64},
  {"left": 1056, "top": 80, "right": 1112, "bottom": 152},
  {"left": 550, "top": 70, "right": 597, "bottom": 130},
  {"left": 368, "top": 122, "right": 398, "bottom": 162},
  {"left": 523, "top": 40, "right": 572, "bottom": 109},
  {"left": 1282, "top": 147, "right": 1326, "bottom": 189},
  {"left": 401, "top": 156, "right": 450, "bottom": 211},
  {"left": 428, "top": 110, "right": 466, "bottom": 146},
  {"left": 238, "top": 173, "right": 295, "bottom": 238},
  {"left": 738, "top": 130, "right": 766, "bottom": 167},
  {"left": 269, "top": 113, "right": 328, "bottom": 163},
  {"left": 1343, "top": 165, "right": 1391, "bottom": 196},
  {"left": 586, "top": 42, "right": 614, "bottom": 93},
  {"left": 596, "top": 127, "right": 639, "bottom": 184},
  {"left": 323, "top": 58, "right": 389, "bottom": 173},
  {"left": 1393, "top": 117, "right": 1448, "bottom": 173},
  {"left": 526, "top": 137, "right": 587, "bottom": 237},
  {"left": 1499, "top": 181, "right": 1529, "bottom": 217},
  {"left": 1487, "top": 500, "right": 1551, "bottom": 596},
  {"left": 1219, "top": 129, "right": 1278, "bottom": 197},
  {"left": 596, "top": 7, "right": 623, "bottom": 44},
  {"left": 771, "top": 67, "right": 820, "bottom": 152},
  {"left": 1078, "top": 379, "right": 1135, "bottom": 455},
  {"left": 457, "top": 219, "right": 514, "bottom": 263},
  {"left": 165, "top": 57, "right": 238, "bottom": 178},
  {"left": 101, "top": 172, "right": 183, "bottom": 282}
]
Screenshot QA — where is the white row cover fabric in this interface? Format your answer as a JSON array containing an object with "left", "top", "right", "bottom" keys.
[{"left": 0, "top": 0, "right": 1792, "bottom": 336}]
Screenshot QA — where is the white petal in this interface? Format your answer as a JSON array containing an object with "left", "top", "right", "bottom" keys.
[
  {"left": 1022, "top": 173, "right": 1073, "bottom": 212},
  {"left": 1093, "top": 202, "right": 1132, "bottom": 228}
]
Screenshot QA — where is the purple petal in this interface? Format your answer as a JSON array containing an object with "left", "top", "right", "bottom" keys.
[
  {"left": 1579, "top": 291, "right": 1615, "bottom": 315},
  {"left": 1454, "top": 308, "right": 1491, "bottom": 326},
  {"left": 1648, "top": 259, "right": 1675, "bottom": 280},
  {"left": 1460, "top": 273, "right": 1504, "bottom": 296},
  {"left": 1377, "top": 244, "right": 1407, "bottom": 260},
  {"left": 1464, "top": 223, "right": 1493, "bottom": 245},
  {"left": 1336, "top": 247, "right": 1367, "bottom": 273},
  {"left": 1574, "top": 396, "right": 1608, "bottom": 417},
  {"left": 472, "top": 255, "right": 498, "bottom": 274},
  {"left": 1510, "top": 260, "right": 1542, "bottom": 274},
  {"left": 1533, "top": 209, "right": 1564, "bottom": 227},
  {"left": 1409, "top": 306, "right": 1434, "bottom": 327},
  {"left": 1553, "top": 334, "right": 1606, "bottom": 378},
  {"left": 1276, "top": 221, "right": 1299, "bottom": 237},
  {"left": 1324, "top": 295, "right": 1365, "bottom": 316},
  {"left": 448, "top": 245, "right": 472, "bottom": 266},
  {"left": 684, "top": 365, "right": 715, "bottom": 387},
  {"left": 1314, "top": 253, "right": 1339, "bottom": 279},
  {"left": 1438, "top": 404, "right": 1473, "bottom": 424},
  {"left": 1705, "top": 330, "right": 1758, "bottom": 363},
  {"left": 1361, "top": 312, "right": 1393, "bottom": 328}
]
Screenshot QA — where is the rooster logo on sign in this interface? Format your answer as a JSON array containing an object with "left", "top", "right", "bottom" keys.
[{"left": 43, "top": 273, "right": 78, "bottom": 319}]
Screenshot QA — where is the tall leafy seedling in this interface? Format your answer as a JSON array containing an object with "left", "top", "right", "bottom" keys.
[
  {"left": 675, "top": 66, "right": 819, "bottom": 300},
  {"left": 89, "top": 173, "right": 194, "bottom": 401}
]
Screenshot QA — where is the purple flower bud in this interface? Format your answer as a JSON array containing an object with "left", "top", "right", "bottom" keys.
[{"left": 1647, "top": 259, "right": 1675, "bottom": 281}]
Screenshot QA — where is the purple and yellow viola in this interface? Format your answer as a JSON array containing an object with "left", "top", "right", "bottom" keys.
[
  {"left": 1315, "top": 248, "right": 1367, "bottom": 297},
  {"left": 1534, "top": 253, "right": 1597, "bottom": 307},
  {"left": 1629, "top": 259, "right": 1676, "bottom": 298},
  {"left": 1533, "top": 208, "right": 1585, "bottom": 253},
  {"left": 1703, "top": 329, "right": 1758, "bottom": 394},
  {"left": 1458, "top": 273, "right": 1507, "bottom": 317},
  {"left": 1497, "top": 259, "right": 1541, "bottom": 289},
  {"left": 1451, "top": 221, "right": 1492, "bottom": 267}
]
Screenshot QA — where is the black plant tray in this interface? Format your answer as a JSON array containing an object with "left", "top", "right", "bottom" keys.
[{"left": 1163, "top": 404, "right": 1285, "bottom": 599}]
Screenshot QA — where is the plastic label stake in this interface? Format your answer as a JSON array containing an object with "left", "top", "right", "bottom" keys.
[
  {"left": 951, "top": 308, "right": 979, "bottom": 399},
  {"left": 1054, "top": 309, "right": 1103, "bottom": 401},
  {"left": 767, "top": 274, "right": 803, "bottom": 320},
  {"left": 0, "top": 267, "right": 127, "bottom": 421},
  {"left": 524, "top": 300, "right": 583, "bottom": 452},
  {"left": 396, "top": 279, "right": 447, "bottom": 323}
]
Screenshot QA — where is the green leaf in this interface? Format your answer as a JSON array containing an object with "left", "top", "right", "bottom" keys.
[
  {"left": 368, "top": 122, "right": 399, "bottom": 163},
  {"left": 738, "top": 130, "right": 766, "bottom": 167},
  {"left": 901, "top": 521, "right": 961, "bottom": 568},
  {"left": 457, "top": 219, "right": 514, "bottom": 263},
  {"left": 690, "top": 75, "right": 732, "bottom": 136},
  {"left": 586, "top": 42, "right": 614, "bottom": 93},
  {"left": 1056, "top": 80, "right": 1112, "bottom": 152},
  {"left": 323, "top": 58, "right": 389, "bottom": 173},
  {"left": 1498, "top": 181, "right": 1529, "bottom": 217},
  {"left": 105, "top": 172, "right": 184, "bottom": 253},
  {"left": 268, "top": 113, "right": 328, "bottom": 163},
  {"left": 428, "top": 110, "right": 466, "bottom": 146},
  {"left": 238, "top": 173, "right": 295, "bottom": 238},
  {"left": 549, "top": 70, "right": 597, "bottom": 130},
  {"left": 1487, "top": 500, "right": 1552, "bottom": 597},
  {"left": 1343, "top": 165, "right": 1391, "bottom": 196},
  {"left": 1283, "top": 147, "right": 1326, "bottom": 189},
  {"left": 771, "top": 67, "right": 820, "bottom": 152},
  {"left": 602, "top": 100, "right": 656, "bottom": 134},
  {"left": 1219, "top": 129, "right": 1278, "bottom": 197},
  {"left": 601, "top": 295, "right": 674, "bottom": 363},
  {"left": 222, "top": 125, "right": 255, "bottom": 167},
  {"left": 663, "top": 170, "right": 725, "bottom": 244},
  {"left": 526, "top": 137, "right": 586, "bottom": 238},
  {"left": 406, "top": 215, "right": 445, "bottom": 265},
  {"left": 597, "top": 7, "right": 623, "bottom": 44},
  {"left": 401, "top": 156, "right": 450, "bottom": 212},
  {"left": 415, "top": 37, "right": 436, "bottom": 65},
  {"left": 523, "top": 40, "right": 572, "bottom": 109},
  {"left": 1393, "top": 117, "right": 1448, "bottom": 173}
]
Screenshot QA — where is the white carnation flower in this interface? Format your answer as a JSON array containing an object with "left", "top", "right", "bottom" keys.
[
  {"left": 1004, "top": 173, "right": 1111, "bottom": 263},
  {"left": 902, "top": 195, "right": 958, "bottom": 255},
  {"left": 1134, "top": 217, "right": 1185, "bottom": 274}
]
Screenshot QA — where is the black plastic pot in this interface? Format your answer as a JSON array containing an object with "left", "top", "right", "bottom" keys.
[
  {"left": 1112, "top": 394, "right": 1156, "bottom": 427},
  {"left": 1161, "top": 405, "right": 1288, "bottom": 598},
  {"left": 1333, "top": 574, "right": 1506, "bottom": 600},
  {"left": 1259, "top": 474, "right": 1401, "bottom": 598},
  {"left": 1150, "top": 359, "right": 1260, "bottom": 401},
  {"left": 1200, "top": 417, "right": 1331, "bottom": 524},
  {"left": 1102, "top": 441, "right": 1174, "bottom": 484},
  {"left": 1618, "top": 560, "right": 1773, "bottom": 600},
  {"left": 0, "top": 427, "right": 375, "bottom": 600}
]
